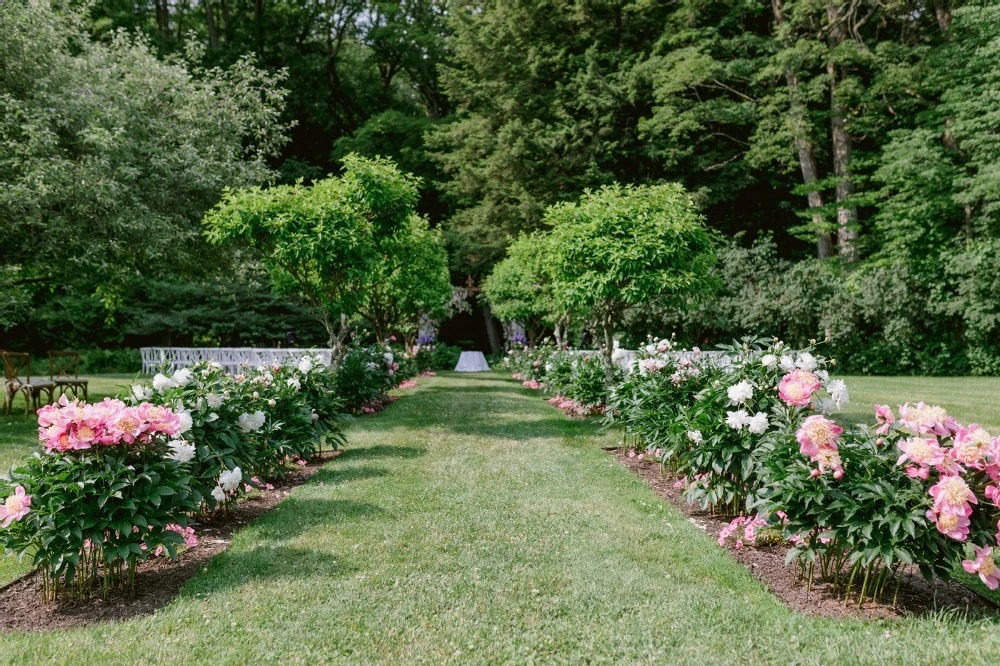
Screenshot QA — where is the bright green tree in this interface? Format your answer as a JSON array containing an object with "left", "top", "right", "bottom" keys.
[
  {"left": 203, "top": 154, "right": 422, "bottom": 355},
  {"left": 0, "top": 0, "right": 289, "bottom": 317},
  {"left": 544, "top": 183, "right": 718, "bottom": 377},
  {"left": 483, "top": 232, "right": 566, "bottom": 346},
  {"left": 356, "top": 214, "right": 452, "bottom": 343}
]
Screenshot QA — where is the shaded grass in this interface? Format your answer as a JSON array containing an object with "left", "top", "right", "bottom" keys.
[{"left": 0, "top": 372, "right": 998, "bottom": 663}]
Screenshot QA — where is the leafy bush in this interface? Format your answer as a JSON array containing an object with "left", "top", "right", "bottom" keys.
[{"left": 0, "top": 398, "right": 201, "bottom": 600}]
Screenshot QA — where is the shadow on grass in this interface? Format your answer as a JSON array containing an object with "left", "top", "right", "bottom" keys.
[
  {"left": 229, "top": 497, "right": 387, "bottom": 543},
  {"left": 310, "top": 465, "right": 390, "bottom": 485},
  {"left": 182, "top": 543, "right": 364, "bottom": 597},
  {"left": 338, "top": 444, "right": 427, "bottom": 461}
]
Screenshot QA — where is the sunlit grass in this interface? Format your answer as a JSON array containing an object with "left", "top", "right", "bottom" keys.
[{"left": 0, "top": 372, "right": 999, "bottom": 664}]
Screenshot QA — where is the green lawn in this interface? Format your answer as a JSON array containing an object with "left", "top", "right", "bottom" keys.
[
  {"left": 841, "top": 375, "right": 1000, "bottom": 432},
  {"left": 0, "top": 371, "right": 998, "bottom": 664}
]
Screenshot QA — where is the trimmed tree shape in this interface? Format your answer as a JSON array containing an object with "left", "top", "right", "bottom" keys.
[
  {"left": 483, "top": 232, "right": 571, "bottom": 346},
  {"left": 203, "top": 154, "right": 420, "bottom": 356},
  {"left": 545, "top": 183, "right": 717, "bottom": 378},
  {"left": 357, "top": 214, "right": 452, "bottom": 344}
]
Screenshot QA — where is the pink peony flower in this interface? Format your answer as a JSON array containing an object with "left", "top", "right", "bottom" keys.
[
  {"left": 796, "top": 415, "right": 843, "bottom": 458},
  {"left": 926, "top": 509, "right": 970, "bottom": 541},
  {"left": 896, "top": 437, "right": 944, "bottom": 478},
  {"left": 898, "top": 402, "right": 956, "bottom": 436},
  {"left": 777, "top": 370, "right": 821, "bottom": 407},
  {"left": 874, "top": 404, "right": 895, "bottom": 436},
  {"left": 0, "top": 486, "right": 31, "bottom": 527},
  {"left": 929, "top": 476, "right": 977, "bottom": 516},
  {"left": 963, "top": 545, "right": 1000, "bottom": 589},
  {"left": 952, "top": 425, "right": 991, "bottom": 469}
]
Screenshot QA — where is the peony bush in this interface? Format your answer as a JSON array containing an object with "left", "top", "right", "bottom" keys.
[
  {"left": 510, "top": 334, "right": 1000, "bottom": 600},
  {"left": 0, "top": 350, "right": 352, "bottom": 601},
  {"left": 0, "top": 397, "right": 201, "bottom": 600}
]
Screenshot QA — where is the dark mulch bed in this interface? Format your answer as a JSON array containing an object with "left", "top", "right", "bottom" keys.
[
  {"left": 613, "top": 450, "right": 997, "bottom": 620},
  {"left": 0, "top": 450, "right": 342, "bottom": 634}
]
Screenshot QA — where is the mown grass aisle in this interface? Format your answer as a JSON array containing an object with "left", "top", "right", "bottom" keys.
[{"left": 2, "top": 372, "right": 999, "bottom": 664}]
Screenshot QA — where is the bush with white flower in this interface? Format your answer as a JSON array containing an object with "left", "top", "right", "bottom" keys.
[
  {"left": 674, "top": 337, "right": 847, "bottom": 512},
  {"left": 0, "top": 396, "right": 201, "bottom": 601}
]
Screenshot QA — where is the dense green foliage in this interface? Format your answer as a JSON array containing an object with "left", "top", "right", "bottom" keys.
[
  {"left": 487, "top": 184, "right": 717, "bottom": 372},
  {"left": 6, "top": 0, "right": 1000, "bottom": 373},
  {"left": 204, "top": 155, "right": 450, "bottom": 349}
]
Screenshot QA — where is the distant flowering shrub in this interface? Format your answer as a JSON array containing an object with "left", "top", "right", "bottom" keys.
[{"left": 506, "top": 342, "right": 619, "bottom": 413}]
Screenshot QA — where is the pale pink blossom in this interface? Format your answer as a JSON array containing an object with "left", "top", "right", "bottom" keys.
[
  {"left": 0, "top": 486, "right": 31, "bottom": 527},
  {"left": 777, "top": 370, "right": 821, "bottom": 407},
  {"left": 963, "top": 545, "right": 1000, "bottom": 589},
  {"left": 874, "top": 404, "right": 895, "bottom": 435}
]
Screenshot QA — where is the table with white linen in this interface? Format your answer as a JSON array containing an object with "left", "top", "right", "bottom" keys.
[{"left": 454, "top": 351, "right": 491, "bottom": 372}]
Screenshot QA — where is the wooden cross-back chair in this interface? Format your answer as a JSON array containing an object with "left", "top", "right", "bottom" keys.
[
  {"left": 49, "top": 351, "right": 89, "bottom": 402},
  {"left": 1, "top": 351, "right": 54, "bottom": 415}
]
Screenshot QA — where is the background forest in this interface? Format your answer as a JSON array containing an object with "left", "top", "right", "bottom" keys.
[{"left": 3, "top": 0, "right": 1000, "bottom": 375}]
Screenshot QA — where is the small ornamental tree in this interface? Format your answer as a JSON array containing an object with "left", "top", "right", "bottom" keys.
[
  {"left": 483, "top": 232, "right": 571, "bottom": 346},
  {"left": 545, "top": 183, "right": 718, "bottom": 378},
  {"left": 357, "top": 214, "right": 452, "bottom": 344},
  {"left": 203, "top": 154, "right": 420, "bottom": 357}
]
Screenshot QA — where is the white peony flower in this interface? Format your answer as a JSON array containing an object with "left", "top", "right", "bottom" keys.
[
  {"left": 727, "top": 380, "right": 754, "bottom": 405},
  {"left": 747, "top": 412, "right": 769, "bottom": 435},
  {"left": 238, "top": 411, "right": 266, "bottom": 432},
  {"left": 218, "top": 467, "right": 242, "bottom": 492},
  {"left": 211, "top": 486, "right": 226, "bottom": 502},
  {"left": 298, "top": 356, "right": 313, "bottom": 374},
  {"left": 205, "top": 392, "right": 223, "bottom": 409},
  {"left": 827, "top": 379, "right": 850, "bottom": 409},
  {"left": 172, "top": 368, "right": 193, "bottom": 387},
  {"left": 286, "top": 377, "right": 301, "bottom": 391},
  {"left": 725, "top": 410, "right": 751, "bottom": 430},
  {"left": 644, "top": 344, "right": 657, "bottom": 355},
  {"left": 816, "top": 370, "right": 830, "bottom": 383},
  {"left": 383, "top": 352, "right": 394, "bottom": 364},
  {"left": 166, "top": 440, "right": 196, "bottom": 463},
  {"left": 132, "top": 384, "right": 152, "bottom": 401},
  {"left": 760, "top": 354, "right": 777, "bottom": 368},
  {"left": 795, "top": 352, "right": 818, "bottom": 372},
  {"left": 177, "top": 410, "right": 193, "bottom": 434},
  {"left": 152, "top": 373, "right": 174, "bottom": 393},
  {"left": 779, "top": 355, "right": 796, "bottom": 372},
  {"left": 687, "top": 430, "right": 703, "bottom": 444}
]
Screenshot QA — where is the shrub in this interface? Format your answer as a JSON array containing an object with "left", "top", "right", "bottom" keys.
[{"left": 0, "top": 398, "right": 201, "bottom": 600}]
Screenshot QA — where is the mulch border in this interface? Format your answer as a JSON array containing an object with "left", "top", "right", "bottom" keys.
[{"left": 612, "top": 449, "right": 997, "bottom": 620}]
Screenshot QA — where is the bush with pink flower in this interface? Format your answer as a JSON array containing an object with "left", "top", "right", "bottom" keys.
[
  {"left": 0, "top": 395, "right": 201, "bottom": 601},
  {"left": 758, "top": 400, "right": 1000, "bottom": 602}
]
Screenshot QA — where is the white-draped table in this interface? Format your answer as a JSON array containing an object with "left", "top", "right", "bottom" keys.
[{"left": 454, "top": 351, "right": 491, "bottom": 372}]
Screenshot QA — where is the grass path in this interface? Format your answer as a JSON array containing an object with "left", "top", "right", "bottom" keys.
[{"left": 2, "top": 372, "right": 1000, "bottom": 664}]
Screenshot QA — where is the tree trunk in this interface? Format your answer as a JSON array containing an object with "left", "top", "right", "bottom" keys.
[
  {"left": 773, "top": 0, "right": 834, "bottom": 258},
  {"left": 482, "top": 303, "right": 502, "bottom": 355},
  {"left": 827, "top": 1, "right": 859, "bottom": 263},
  {"left": 600, "top": 313, "right": 616, "bottom": 385},
  {"left": 933, "top": 0, "right": 952, "bottom": 33},
  {"left": 205, "top": 0, "right": 219, "bottom": 49}
]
